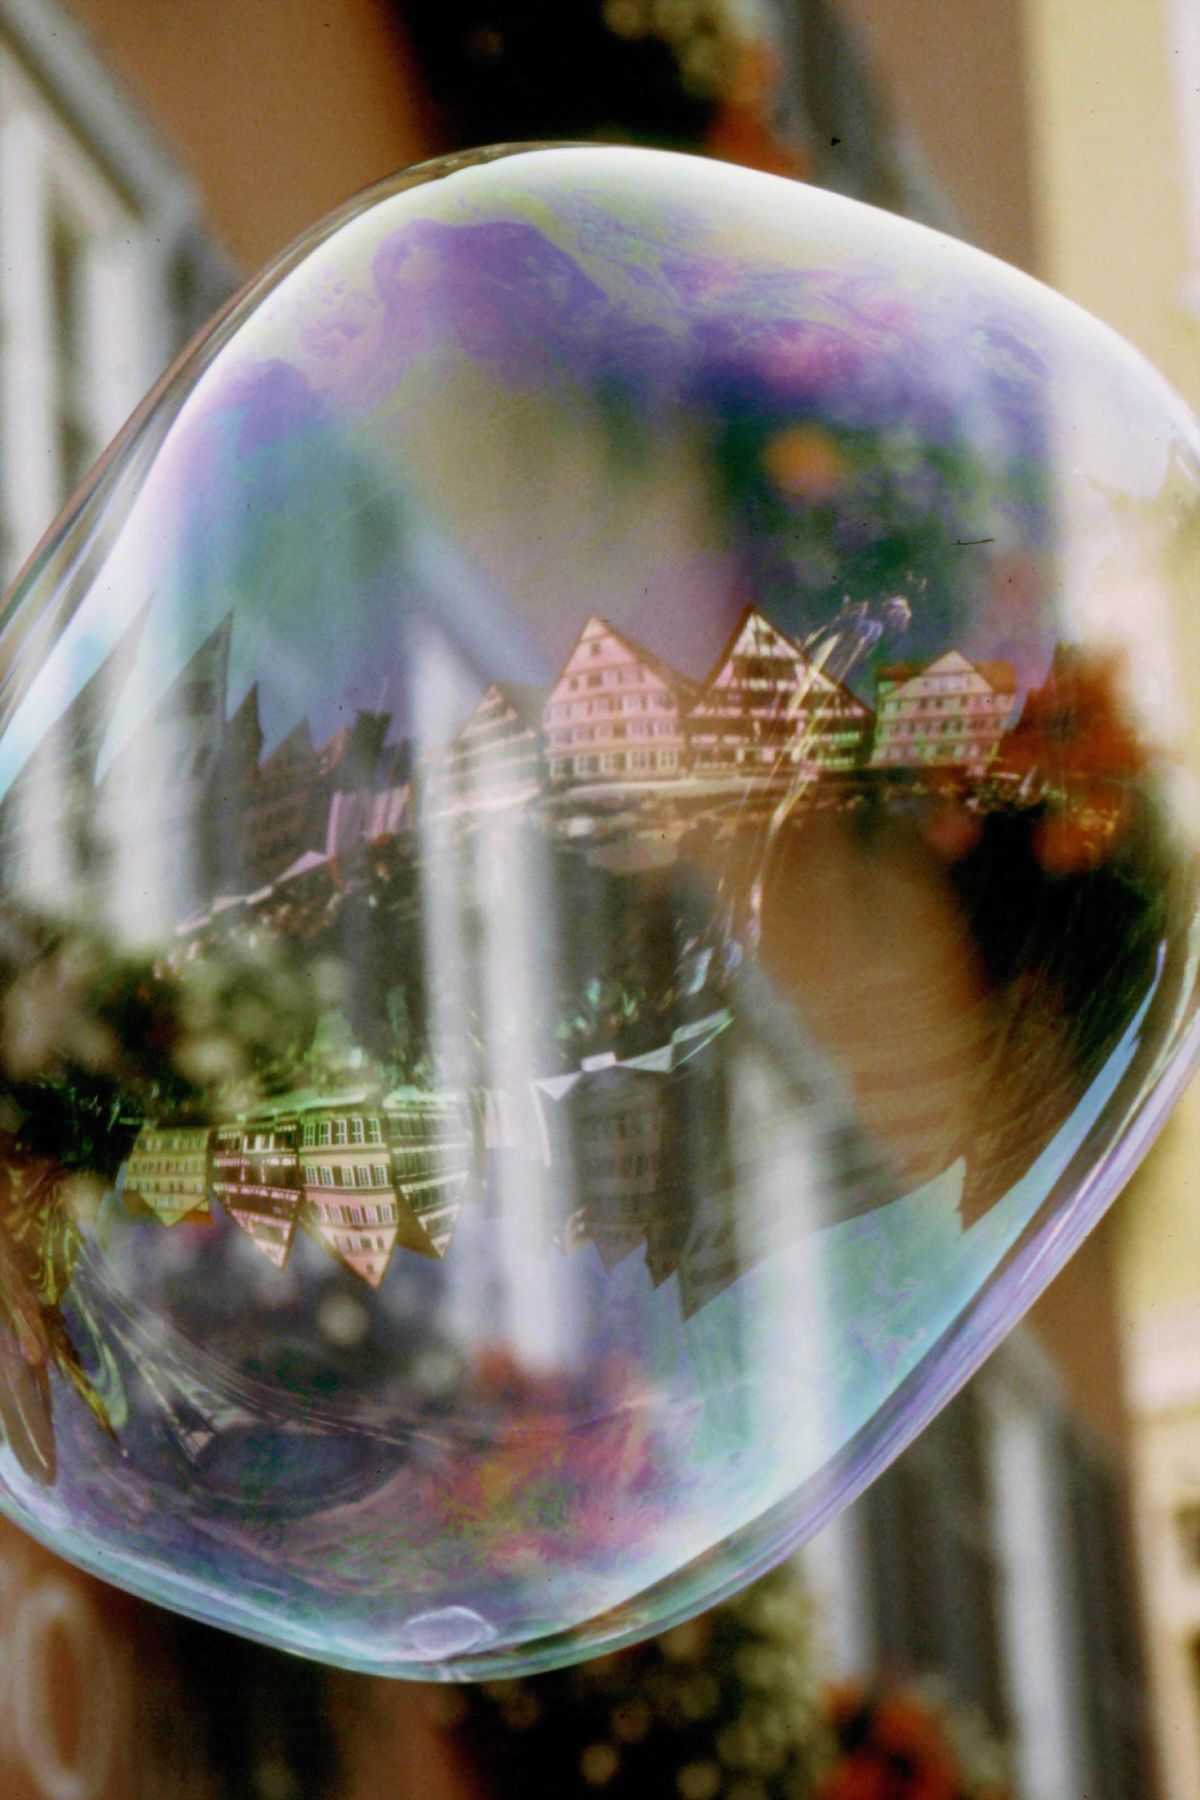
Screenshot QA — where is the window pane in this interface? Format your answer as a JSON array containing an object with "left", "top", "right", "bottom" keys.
[{"left": 49, "top": 204, "right": 92, "bottom": 498}]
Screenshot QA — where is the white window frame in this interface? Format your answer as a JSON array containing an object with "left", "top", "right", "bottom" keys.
[
  {"left": 1167, "top": 0, "right": 1200, "bottom": 317},
  {"left": 0, "top": 0, "right": 232, "bottom": 581},
  {"left": 808, "top": 1329, "right": 1092, "bottom": 1800},
  {"left": 976, "top": 1336, "right": 1089, "bottom": 1800}
]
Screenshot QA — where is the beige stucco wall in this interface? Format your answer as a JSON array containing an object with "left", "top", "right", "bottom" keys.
[
  {"left": 1014, "top": 7, "right": 1200, "bottom": 1792},
  {"left": 840, "top": 0, "right": 1040, "bottom": 272},
  {"left": 68, "top": 0, "right": 431, "bottom": 270},
  {"left": 1022, "top": 0, "right": 1199, "bottom": 413},
  {"left": 1022, "top": 0, "right": 1200, "bottom": 1319},
  {"left": 1019, "top": 0, "right": 1200, "bottom": 1340}
]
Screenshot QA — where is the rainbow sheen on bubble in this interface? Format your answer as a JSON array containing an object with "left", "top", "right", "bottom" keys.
[{"left": 0, "top": 144, "right": 1196, "bottom": 1678}]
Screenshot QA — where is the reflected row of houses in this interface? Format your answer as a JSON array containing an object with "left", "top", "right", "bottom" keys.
[
  {"left": 121, "top": 1007, "right": 896, "bottom": 1318},
  {"left": 0, "top": 595, "right": 1024, "bottom": 925},
  {"left": 441, "top": 610, "right": 1017, "bottom": 813},
  {"left": 124, "top": 1088, "right": 470, "bottom": 1289}
]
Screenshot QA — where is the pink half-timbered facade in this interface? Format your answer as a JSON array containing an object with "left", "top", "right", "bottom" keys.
[{"left": 543, "top": 615, "right": 692, "bottom": 785}]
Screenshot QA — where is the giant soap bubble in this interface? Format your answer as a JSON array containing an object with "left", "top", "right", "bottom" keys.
[{"left": 0, "top": 144, "right": 1196, "bottom": 1677}]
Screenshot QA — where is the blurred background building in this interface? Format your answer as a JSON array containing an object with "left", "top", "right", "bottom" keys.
[{"left": 0, "top": 1, "right": 1194, "bottom": 1796}]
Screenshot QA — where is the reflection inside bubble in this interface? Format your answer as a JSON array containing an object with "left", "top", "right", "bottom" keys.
[{"left": 0, "top": 143, "right": 1195, "bottom": 1677}]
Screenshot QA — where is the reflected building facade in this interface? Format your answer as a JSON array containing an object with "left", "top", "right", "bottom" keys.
[
  {"left": 385, "top": 1089, "right": 471, "bottom": 1259},
  {"left": 297, "top": 1104, "right": 411, "bottom": 1288},
  {"left": 436, "top": 681, "right": 545, "bottom": 818},
  {"left": 690, "top": 605, "right": 873, "bottom": 781},
  {"left": 203, "top": 1092, "right": 473, "bottom": 1288},
  {"left": 124, "top": 1125, "right": 211, "bottom": 1227},
  {"left": 241, "top": 716, "right": 320, "bottom": 888},
  {"left": 550, "top": 1061, "right": 673, "bottom": 1272},
  {"left": 545, "top": 615, "right": 693, "bottom": 786},
  {"left": 210, "top": 1118, "right": 303, "bottom": 1268},
  {"left": 870, "top": 650, "right": 1017, "bottom": 774}
]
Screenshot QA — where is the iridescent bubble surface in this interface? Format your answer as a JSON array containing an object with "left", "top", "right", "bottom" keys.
[{"left": 0, "top": 144, "right": 1196, "bottom": 1678}]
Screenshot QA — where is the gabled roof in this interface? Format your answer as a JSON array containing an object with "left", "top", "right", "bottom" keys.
[
  {"left": 693, "top": 602, "right": 874, "bottom": 717},
  {"left": 225, "top": 680, "right": 264, "bottom": 738},
  {"left": 259, "top": 716, "right": 315, "bottom": 770},
  {"left": 698, "top": 603, "right": 808, "bottom": 688},
  {"left": 878, "top": 650, "right": 1017, "bottom": 693},
  {"left": 560, "top": 613, "right": 698, "bottom": 702},
  {"left": 468, "top": 680, "right": 546, "bottom": 729},
  {"left": 126, "top": 1192, "right": 209, "bottom": 1228}
]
